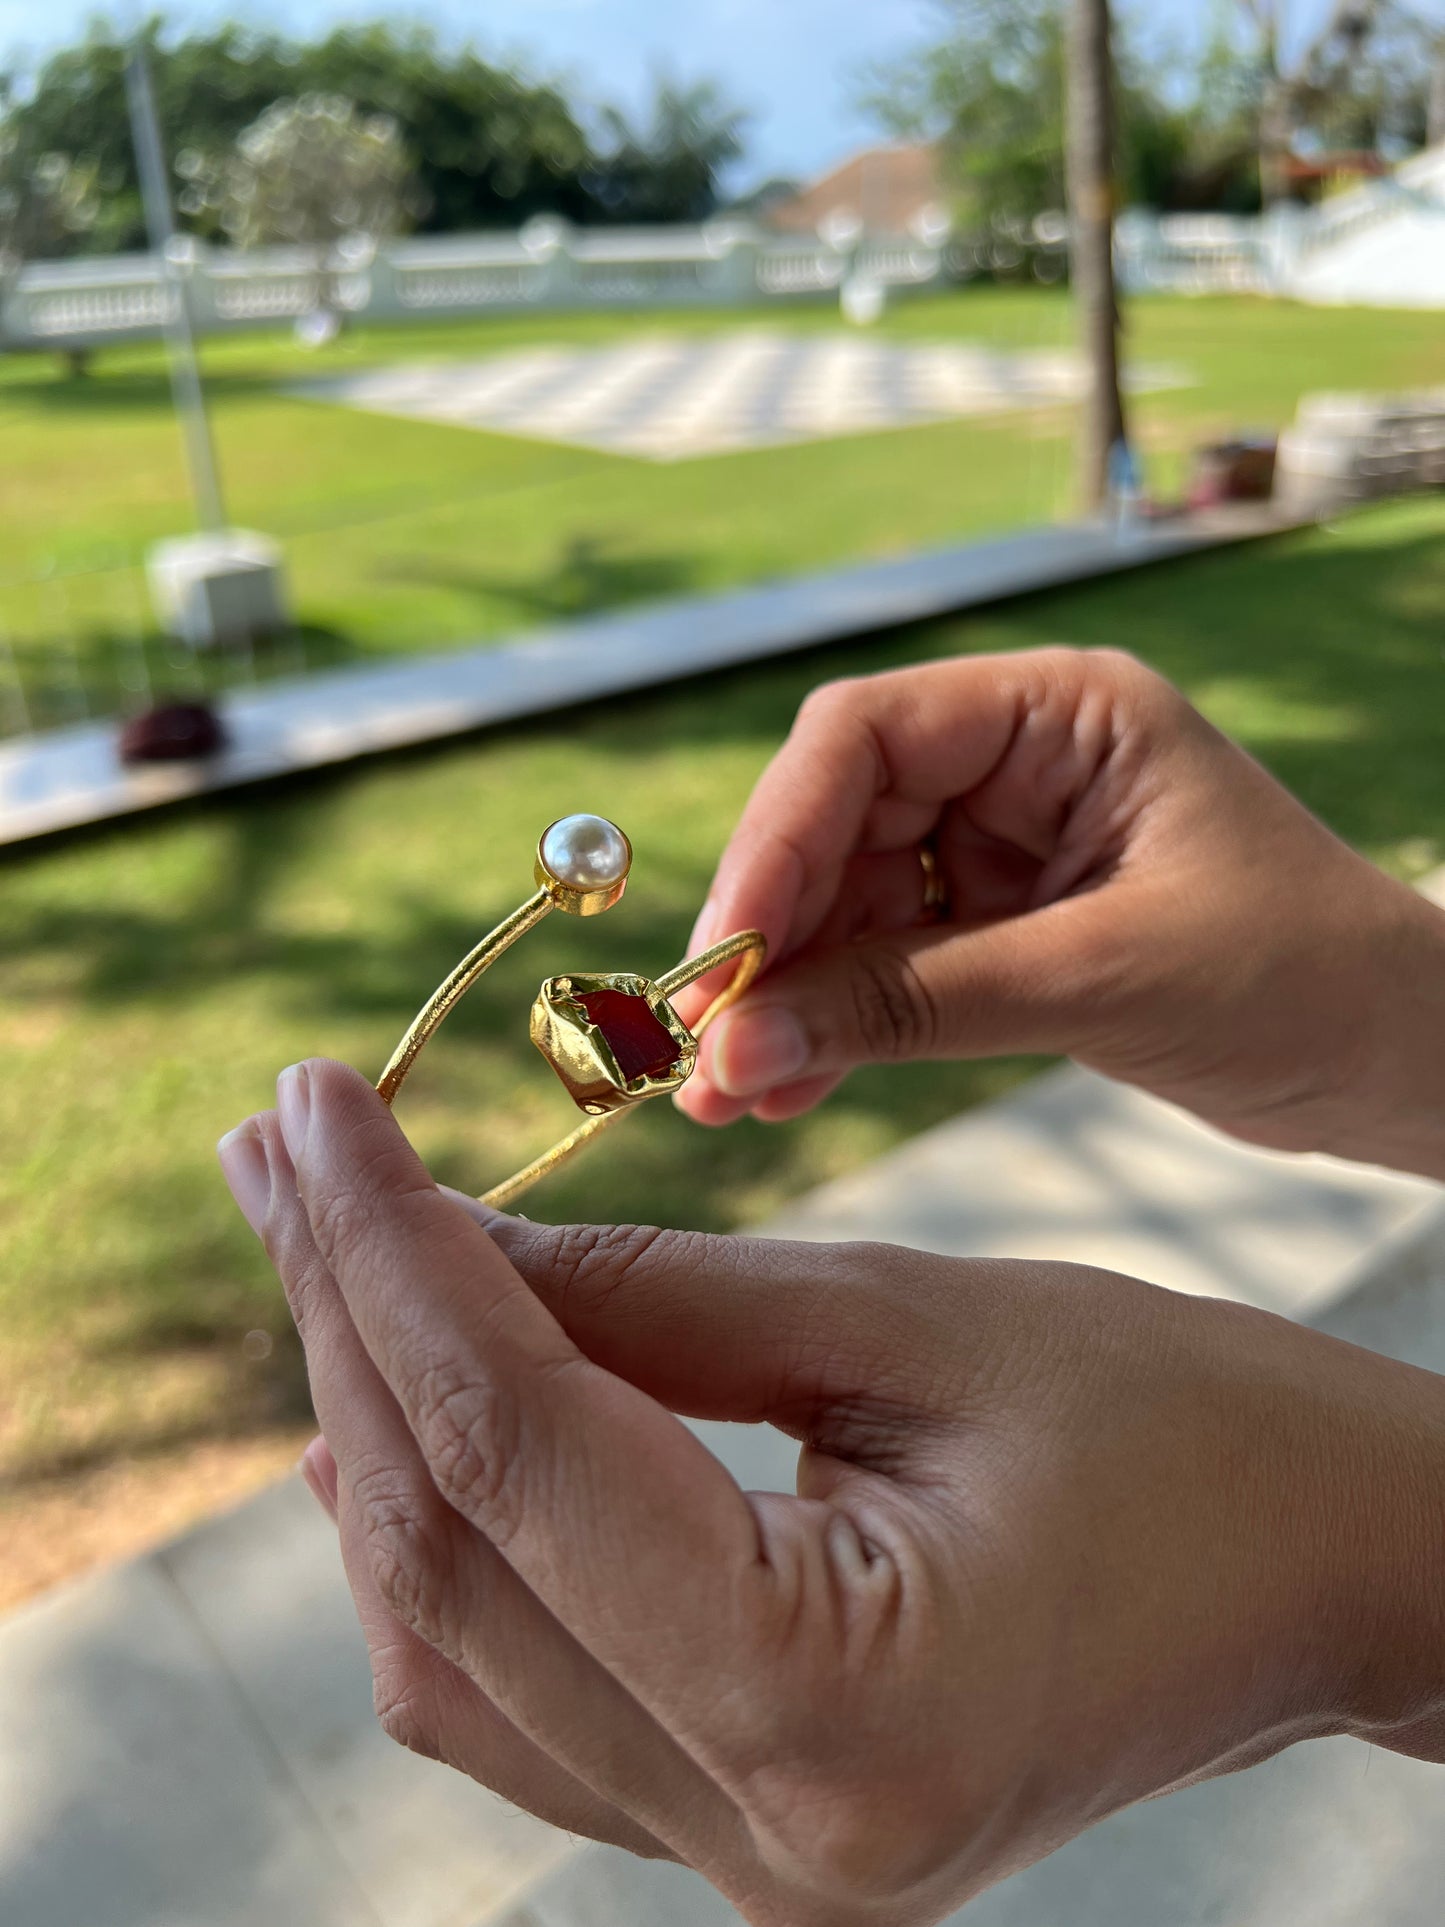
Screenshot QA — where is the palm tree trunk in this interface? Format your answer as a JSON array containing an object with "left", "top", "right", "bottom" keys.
[
  {"left": 1429, "top": 42, "right": 1445, "bottom": 147},
  {"left": 1258, "top": 74, "right": 1294, "bottom": 207},
  {"left": 1065, "top": 0, "right": 1127, "bottom": 512}
]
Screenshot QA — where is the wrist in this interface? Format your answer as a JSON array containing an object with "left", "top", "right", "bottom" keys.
[
  {"left": 1315, "top": 876, "right": 1445, "bottom": 1182},
  {"left": 1295, "top": 1331, "right": 1445, "bottom": 1755}
]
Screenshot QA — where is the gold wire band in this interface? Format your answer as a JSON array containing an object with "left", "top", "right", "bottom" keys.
[
  {"left": 376, "top": 908, "right": 765, "bottom": 1210},
  {"left": 480, "top": 928, "right": 765, "bottom": 1209},
  {"left": 376, "top": 888, "right": 555, "bottom": 1106},
  {"left": 918, "top": 841, "right": 948, "bottom": 922}
]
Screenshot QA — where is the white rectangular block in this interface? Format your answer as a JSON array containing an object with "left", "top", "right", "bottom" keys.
[{"left": 147, "top": 528, "right": 288, "bottom": 649}]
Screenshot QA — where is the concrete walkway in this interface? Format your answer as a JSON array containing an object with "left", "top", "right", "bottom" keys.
[
  {"left": 0, "top": 507, "right": 1299, "bottom": 848},
  {"left": 2, "top": 1052, "right": 1439, "bottom": 1926}
]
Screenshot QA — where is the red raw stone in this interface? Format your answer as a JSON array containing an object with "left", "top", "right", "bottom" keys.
[{"left": 575, "top": 989, "right": 683, "bottom": 1083}]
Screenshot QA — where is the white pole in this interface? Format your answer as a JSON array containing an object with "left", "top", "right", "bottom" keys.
[{"left": 125, "top": 45, "right": 228, "bottom": 533}]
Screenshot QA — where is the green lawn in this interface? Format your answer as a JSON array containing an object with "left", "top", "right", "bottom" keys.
[
  {"left": 0, "top": 493, "right": 1441, "bottom": 1492},
  {"left": 2, "top": 289, "right": 1444, "bottom": 731}
]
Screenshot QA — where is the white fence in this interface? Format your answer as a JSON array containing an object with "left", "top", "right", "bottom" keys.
[
  {"left": 1115, "top": 144, "right": 1445, "bottom": 307},
  {"left": 1114, "top": 211, "right": 1276, "bottom": 295},
  {"left": 0, "top": 218, "right": 949, "bottom": 350},
  {"left": 6, "top": 143, "right": 1444, "bottom": 353}
]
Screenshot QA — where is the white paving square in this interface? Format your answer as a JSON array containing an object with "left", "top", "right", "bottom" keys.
[{"left": 289, "top": 332, "right": 1188, "bottom": 461}]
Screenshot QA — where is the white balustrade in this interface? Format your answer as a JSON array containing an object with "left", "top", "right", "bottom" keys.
[
  {"left": 0, "top": 221, "right": 946, "bottom": 350},
  {"left": 7, "top": 148, "right": 1442, "bottom": 354}
]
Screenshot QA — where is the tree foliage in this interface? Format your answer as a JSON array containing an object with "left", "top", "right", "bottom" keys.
[
  {"left": 180, "top": 95, "right": 421, "bottom": 253},
  {"left": 860, "top": 0, "right": 1065, "bottom": 225},
  {"left": 1238, "top": 0, "right": 1440, "bottom": 179},
  {"left": 861, "top": 0, "right": 1227, "bottom": 226},
  {"left": 0, "top": 77, "right": 99, "bottom": 303},
  {"left": 862, "top": 0, "right": 1443, "bottom": 231},
  {"left": 0, "top": 18, "right": 748, "bottom": 258},
  {"left": 587, "top": 79, "right": 749, "bottom": 222}
]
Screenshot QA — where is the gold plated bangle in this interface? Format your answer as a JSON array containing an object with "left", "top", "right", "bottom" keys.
[{"left": 375, "top": 814, "right": 765, "bottom": 1210}]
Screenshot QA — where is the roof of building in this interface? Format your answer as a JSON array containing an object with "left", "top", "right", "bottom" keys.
[{"left": 764, "top": 142, "right": 948, "bottom": 238}]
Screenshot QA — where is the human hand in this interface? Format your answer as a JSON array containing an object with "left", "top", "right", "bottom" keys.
[
  {"left": 221, "top": 1060, "right": 1445, "bottom": 1926},
  {"left": 674, "top": 648, "right": 1445, "bottom": 1181}
]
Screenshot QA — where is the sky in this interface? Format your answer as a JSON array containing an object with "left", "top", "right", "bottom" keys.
[{"left": 1, "top": 0, "right": 1441, "bottom": 187}]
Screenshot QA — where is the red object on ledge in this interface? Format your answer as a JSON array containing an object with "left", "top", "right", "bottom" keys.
[
  {"left": 1188, "top": 437, "right": 1277, "bottom": 509},
  {"left": 575, "top": 989, "right": 684, "bottom": 1083},
  {"left": 118, "top": 701, "right": 227, "bottom": 765}
]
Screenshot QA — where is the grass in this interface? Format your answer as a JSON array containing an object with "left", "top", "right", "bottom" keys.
[
  {"left": 0, "top": 490, "right": 1441, "bottom": 1502},
  {"left": 2, "top": 288, "right": 1444, "bottom": 730}
]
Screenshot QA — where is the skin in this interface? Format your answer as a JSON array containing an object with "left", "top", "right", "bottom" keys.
[
  {"left": 219, "top": 648, "right": 1445, "bottom": 1925},
  {"left": 672, "top": 647, "right": 1445, "bottom": 1181}
]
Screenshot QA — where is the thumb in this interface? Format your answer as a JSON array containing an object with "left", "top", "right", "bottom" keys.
[{"left": 695, "top": 896, "right": 1120, "bottom": 1103}]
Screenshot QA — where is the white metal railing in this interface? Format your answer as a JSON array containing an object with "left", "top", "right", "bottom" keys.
[{"left": 0, "top": 220, "right": 948, "bottom": 350}]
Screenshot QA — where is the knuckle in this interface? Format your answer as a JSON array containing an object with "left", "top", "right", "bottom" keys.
[
  {"left": 306, "top": 1174, "right": 369, "bottom": 1273},
  {"left": 373, "top": 1664, "right": 445, "bottom": 1763},
  {"left": 798, "top": 674, "right": 857, "bottom": 717},
  {"left": 259, "top": 1203, "right": 323, "bottom": 1346},
  {"left": 1083, "top": 643, "right": 1144, "bottom": 678},
  {"left": 1083, "top": 644, "right": 1174, "bottom": 709},
  {"left": 547, "top": 1219, "right": 669, "bottom": 1315},
  {"left": 269, "top": 1238, "right": 323, "bottom": 1351},
  {"left": 411, "top": 1359, "right": 524, "bottom": 1541},
  {"left": 353, "top": 1461, "right": 452, "bottom": 1643},
  {"left": 847, "top": 943, "right": 938, "bottom": 1061},
  {"left": 305, "top": 1121, "right": 431, "bottom": 1270}
]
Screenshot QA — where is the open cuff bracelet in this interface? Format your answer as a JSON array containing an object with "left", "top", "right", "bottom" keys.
[{"left": 375, "top": 814, "right": 766, "bottom": 1210}]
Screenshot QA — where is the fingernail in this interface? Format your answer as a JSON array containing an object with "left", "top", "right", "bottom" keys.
[
  {"left": 300, "top": 1437, "right": 338, "bottom": 1522},
  {"left": 712, "top": 1005, "right": 809, "bottom": 1099},
  {"left": 276, "top": 1063, "right": 311, "bottom": 1164},
  {"left": 218, "top": 1120, "right": 271, "bottom": 1236}
]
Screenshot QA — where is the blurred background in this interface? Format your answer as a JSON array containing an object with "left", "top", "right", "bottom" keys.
[{"left": 0, "top": 0, "right": 1442, "bottom": 1623}]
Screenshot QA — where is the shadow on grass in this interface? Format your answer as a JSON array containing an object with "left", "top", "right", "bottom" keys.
[
  {"left": 2, "top": 621, "right": 355, "bottom": 739},
  {"left": 377, "top": 533, "right": 705, "bottom": 622},
  {"left": 4, "top": 514, "right": 1439, "bottom": 1019},
  {"left": 2, "top": 1369, "right": 312, "bottom": 1491},
  {"left": 0, "top": 506, "right": 1440, "bottom": 1457},
  {"left": 0, "top": 360, "right": 300, "bottom": 415}
]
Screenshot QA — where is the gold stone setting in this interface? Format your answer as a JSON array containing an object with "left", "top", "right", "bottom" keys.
[{"left": 531, "top": 972, "right": 698, "bottom": 1116}]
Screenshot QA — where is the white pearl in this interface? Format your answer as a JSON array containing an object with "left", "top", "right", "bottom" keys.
[{"left": 541, "top": 814, "right": 630, "bottom": 891}]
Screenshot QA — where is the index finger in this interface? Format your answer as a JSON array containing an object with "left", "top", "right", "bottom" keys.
[
  {"left": 277, "top": 1058, "right": 781, "bottom": 1729},
  {"left": 681, "top": 655, "right": 1032, "bottom": 988}
]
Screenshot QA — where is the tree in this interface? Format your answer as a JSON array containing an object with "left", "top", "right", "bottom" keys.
[
  {"left": 0, "top": 20, "right": 749, "bottom": 252},
  {"left": 181, "top": 95, "right": 419, "bottom": 317},
  {"left": 586, "top": 77, "right": 749, "bottom": 222},
  {"left": 256, "top": 24, "right": 596, "bottom": 234},
  {"left": 860, "top": 0, "right": 1250, "bottom": 233},
  {"left": 1236, "top": 2, "right": 1443, "bottom": 201},
  {"left": 861, "top": 0, "right": 1067, "bottom": 231},
  {"left": 0, "top": 89, "right": 97, "bottom": 345},
  {"left": 1066, "top": 0, "right": 1126, "bottom": 511}
]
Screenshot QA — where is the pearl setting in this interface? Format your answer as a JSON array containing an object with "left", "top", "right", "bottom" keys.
[{"left": 535, "top": 814, "right": 633, "bottom": 916}]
